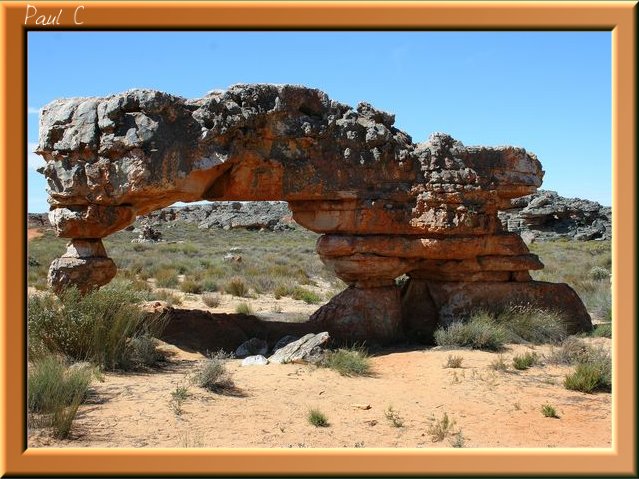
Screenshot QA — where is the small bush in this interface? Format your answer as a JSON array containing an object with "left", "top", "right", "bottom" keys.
[
  {"left": 194, "top": 352, "right": 234, "bottom": 393},
  {"left": 169, "top": 384, "right": 190, "bottom": 416},
  {"left": 155, "top": 268, "right": 179, "bottom": 288},
  {"left": 384, "top": 406, "right": 404, "bottom": 427},
  {"left": 323, "top": 347, "right": 371, "bottom": 377},
  {"left": 434, "top": 314, "right": 506, "bottom": 351},
  {"left": 592, "top": 323, "right": 612, "bottom": 338},
  {"left": 512, "top": 352, "right": 539, "bottom": 370},
  {"left": 541, "top": 404, "right": 559, "bottom": 418},
  {"left": 494, "top": 305, "right": 566, "bottom": 344},
  {"left": 28, "top": 355, "right": 93, "bottom": 438},
  {"left": 589, "top": 266, "right": 610, "bottom": 281},
  {"left": 28, "top": 283, "right": 167, "bottom": 370},
  {"left": 180, "top": 278, "right": 202, "bottom": 294},
  {"left": 427, "top": 412, "right": 456, "bottom": 442},
  {"left": 489, "top": 355, "right": 509, "bottom": 372},
  {"left": 547, "top": 337, "right": 593, "bottom": 365},
  {"left": 307, "top": 408, "right": 329, "bottom": 427},
  {"left": 564, "top": 357, "right": 611, "bottom": 393},
  {"left": 444, "top": 355, "right": 464, "bottom": 368},
  {"left": 202, "top": 292, "right": 221, "bottom": 308},
  {"left": 151, "top": 289, "right": 183, "bottom": 306},
  {"left": 225, "top": 276, "right": 249, "bottom": 297},
  {"left": 235, "top": 302, "right": 254, "bottom": 315},
  {"left": 291, "top": 287, "right": 323, "bottom": 304}
]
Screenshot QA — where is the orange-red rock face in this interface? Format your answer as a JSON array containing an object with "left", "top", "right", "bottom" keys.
[{"left": 37, "top": 84, "right": 591, "bottom": 343}]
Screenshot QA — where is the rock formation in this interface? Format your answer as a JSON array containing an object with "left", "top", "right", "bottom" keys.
[
  {"left": 37, "top": 84, "right": 592, "bottom": 342},
  {"left": 498, "top": 190, "right": 611, "bottom": 242}
]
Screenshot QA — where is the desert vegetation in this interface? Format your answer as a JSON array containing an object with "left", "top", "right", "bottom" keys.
[{"left": 26, "top": 224, "right": 612, "bottom": 447}]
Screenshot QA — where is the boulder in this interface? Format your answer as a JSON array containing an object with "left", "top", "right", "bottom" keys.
[
  {"left": 235, "top": 338, "right": 269, "bottom": 358},
  {"left": 268, "top": 332, "right": 330, "bottom": 364},
  {"left": 241, "top": 355, "right": 269, "bottom": 366}
]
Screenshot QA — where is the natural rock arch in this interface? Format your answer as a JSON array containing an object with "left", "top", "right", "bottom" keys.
[{"left": 37, "top": 84, "right": 592, "bottom": 343}]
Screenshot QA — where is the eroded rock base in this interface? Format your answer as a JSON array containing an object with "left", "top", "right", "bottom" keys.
[
  {"left": 401, "top": 279, "right": 593, "bottom": 342},
  {"left": 309, "top": 286, "right": 403, "bottom": 344}
]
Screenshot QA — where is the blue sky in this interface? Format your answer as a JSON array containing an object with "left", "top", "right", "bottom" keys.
[{"left": 27, "top": 31, "right": 611, "bottom": 212}]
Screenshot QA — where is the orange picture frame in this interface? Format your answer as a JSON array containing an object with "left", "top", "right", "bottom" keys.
[{"left": 1, "top": 1, "right": 636, "bottom": 476}]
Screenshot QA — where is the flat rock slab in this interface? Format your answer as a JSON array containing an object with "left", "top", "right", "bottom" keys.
[{"left": 268, "top": 332, "right": 330, "bottom": 364}]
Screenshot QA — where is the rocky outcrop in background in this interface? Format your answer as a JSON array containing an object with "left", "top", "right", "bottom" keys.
[
  {"left": 29, "top": 191, "right": 611, "bottom": 240},
  {"left": 498, "top": 190, "right": 611, "bottom": 242}
]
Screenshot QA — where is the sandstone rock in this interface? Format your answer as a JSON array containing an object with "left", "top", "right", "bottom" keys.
[
  {"left": 402, "top": 280, "right": 592, "bottom": 335},
  {"left": 498, "top": 190, "right": 611, "bottom": 241},
  {"left": 47, "top": 256, "right": 116, "bottom": 294},
  {"left": 309, "top": 287, "right": 403, "bottom": 343},
  {"left": 37, "top": 84, "right": 593, "bottom": 341},
  {"left": 268, "top": 332, "right": 330, "bottom": 364}
]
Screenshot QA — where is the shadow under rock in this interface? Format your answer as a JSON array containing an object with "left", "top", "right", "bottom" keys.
[{"left": 159, "top": 308, "right": 315, "bottom": 356}]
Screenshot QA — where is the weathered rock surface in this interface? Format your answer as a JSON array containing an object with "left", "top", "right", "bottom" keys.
[
  {"left": 235, "top": 338, "right": 269, "bottom": 358},
  {"left": 498, "top": 190, "right": 611, "bottom": 241},
  {"left": 37, "top": 84, "right": 593, "bottom": 342},
  {"left": 268, "top": 332, "right": 330, "bottom": 364}
]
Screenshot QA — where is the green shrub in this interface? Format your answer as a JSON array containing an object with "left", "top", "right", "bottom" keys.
[
  {"left": 323, "top": 347, "right": 371, "bottom": 377},
  {"left": 564, "top": 353, "right": 612, "bottom": 393},
  {"left": 307, "top": 408, "right": 329, "bottom": 427},
  {"left": 180, "top": 278, "right": 202, "bottom": 294},
  {"left": 434, "top": 314, "right": 506, "bottom": 351},
  {"left": 28, "top": 283, "right": 167, "bottom": 370},
  {"left": 592, "top": 323, "right": 612, "bottom": 338},
  {"left": 291, "top": 286, "right": 323, "bottom": 304},
  {"left": 194, "top": 351, "right": 234, "bottom": 393},
  {"left": 589, "top": 266, "right": 610, "bottom": 281},
  {"left": 28, "top": 355, "right": 93, "bottom": 438},
  {"left": 512, "top": 352, "right": 539, "bottom": 370},
  {"left": 155, "top": 267, "right": 179, "bottom": 288},
  {"left": 225, "top": 276, "right": 249, "bottom": 297},
  {"left": 541, "top": 404, "right": 559, "bottom": 418},
  {"left": 494, "top": 305, "right": 567, "bottom": 344},
  {"left": 235, "top": 302, "right": 254, "bottom": 315}
]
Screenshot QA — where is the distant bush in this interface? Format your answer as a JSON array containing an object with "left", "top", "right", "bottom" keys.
[
  {"left": 28, "top": 355, "right": 93, "bottom": 438},
  {"left": 28, "top": 282, "right": 167, "bottom": 370},
  {"left": 547, "top": 337, "right": 594, "bottom": 365},
  {"left": 180, "top": 278, "right": 202, "bottom": 294},
  {"left": 235, "top": 302, "right": 254, "bottom": 315},
  {"left": 225, "top": 277, "right": 249, "bottom": 297},
  {"left": 150, "top": 289, "right": 183, "bottom": 306},
  {"left": 202, "top": 292, "right": 221, "bottom": 308},
  {"left": 434, "top": 314, "right": 506, "bottom": 351},
  {"left": 323, "top": 347, "right": 371, "bottom": 377},
  {"left": 589, "top": 266, "right": 610, "bottom": 281},
  {"left": 592, "top": 323, "right": 612, "bottom": 338},
  {"left": 291, "top": 286, "right": 323, "bottom": 304},
  {"left": 443, "top": 355, "right": 464, "bottom": 368},
  {"left": 155, "top": 267, "right": 179, "bottom": 288}
]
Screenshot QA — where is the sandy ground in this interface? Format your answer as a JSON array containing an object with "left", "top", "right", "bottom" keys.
[
  {"left": 27, "top": 228, "right": 612, "bottom": 449},
  {"left": 28, "top": 334, "right": 611, "bottom": 449}
]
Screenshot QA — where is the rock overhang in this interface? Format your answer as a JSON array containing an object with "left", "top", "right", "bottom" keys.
[{"left": 36, "top": 84, "right": 590, "bottom": 343}]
